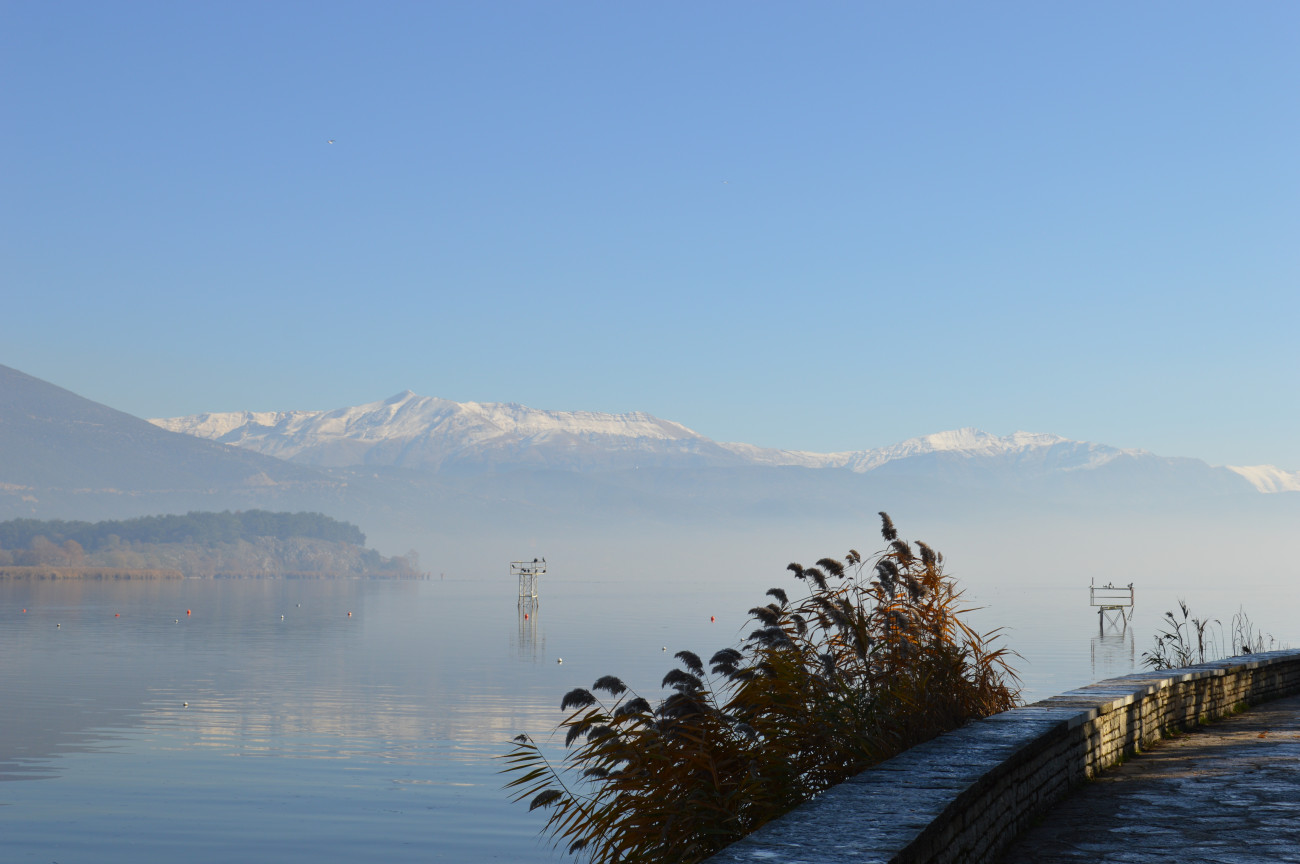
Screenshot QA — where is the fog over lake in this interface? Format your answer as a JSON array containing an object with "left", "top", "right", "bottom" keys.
[
  {"left": 4, "top": 508, "right": 1296, "bottom": 863},
  {"left": 4, "top": 1, "right": 1296, "bottom": 859}
]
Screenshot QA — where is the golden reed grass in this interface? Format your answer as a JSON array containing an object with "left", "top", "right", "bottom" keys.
[{"left": 502, "top": 514, "right": 1019, "bottom": 864}]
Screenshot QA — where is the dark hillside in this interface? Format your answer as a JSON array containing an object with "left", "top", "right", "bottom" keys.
[{"left": 0, "top": 364, "right": 324, "bottom": 491}]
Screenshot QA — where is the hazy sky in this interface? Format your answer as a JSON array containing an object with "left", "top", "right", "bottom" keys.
[{"left": 3, "top": 2, "right": 1296, "bottom": 467}]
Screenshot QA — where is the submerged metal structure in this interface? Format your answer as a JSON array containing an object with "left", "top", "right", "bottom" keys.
[
  {"left": 511, "top": 558, "right": 546, "bottom": 611},
  {"left": 1089, "top": 579, "right": 1134, "bottom": 632}
]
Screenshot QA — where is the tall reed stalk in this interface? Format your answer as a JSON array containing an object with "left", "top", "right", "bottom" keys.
[
  {"left": 501, "top": 514, "right": 1019, "bottom": 864},
  {"left": 1142, "top": 602, "right": 1286, "bottom": 671}
]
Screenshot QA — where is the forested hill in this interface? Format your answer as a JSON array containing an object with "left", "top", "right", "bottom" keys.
[
  {"left": 0, "top": 511, "right": 419, "bottom": 578},
  {"left": 0, "top": 510, "right": 365, "bottom": 552}
]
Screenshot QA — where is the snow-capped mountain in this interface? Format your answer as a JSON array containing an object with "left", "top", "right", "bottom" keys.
[
  {"left": 718, "top": 429, "right": 1138, "bottom": 474},
  {"left": 149, "top": 392, "right": 1292, "bottom": 492},
  {"left": 150, "top": 391, "right": 746, "bottom": 473}
]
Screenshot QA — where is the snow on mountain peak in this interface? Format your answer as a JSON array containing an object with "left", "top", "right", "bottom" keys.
[
  {"left": 150, "top": 393, "right": 721, "bottom": 471},
  {"left": 150, "top": 394, "right": 1255, "bottom": 487},
  {"left": 887, "top": 428, "right": 1069, "bottom": 455},
  {"left": 1226, "top": 465, "right": 1300, "bottom": 494},
  {"left": 721, "top": 428, "right": 1134, "bottom": 473}
]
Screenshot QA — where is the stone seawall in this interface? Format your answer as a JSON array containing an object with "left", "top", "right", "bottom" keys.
[{"left": 707, "top": 649, "right": 1300, "bottom": 864}]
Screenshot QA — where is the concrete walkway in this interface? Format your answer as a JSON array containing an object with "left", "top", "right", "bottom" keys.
[{"left": 999, "top": 693, "right": 1300, "bottom": 864}]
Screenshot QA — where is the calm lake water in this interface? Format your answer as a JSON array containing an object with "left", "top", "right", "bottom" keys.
[{"left": 3, "top": 544, "right": 1293, "bottom": 862}]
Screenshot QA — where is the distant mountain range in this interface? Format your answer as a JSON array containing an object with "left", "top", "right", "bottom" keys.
[
  {"left": 149, "top": 390, "right": 1300, "bottom": 493},
  {"left": 5, "top": 362, "right": 1299, "bottom": 548},
  {"left": 150, "top": 391, "right": 742, "bottom": 473}
]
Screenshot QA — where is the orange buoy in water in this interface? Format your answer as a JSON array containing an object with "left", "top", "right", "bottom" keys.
[
  {"left": 187, "top": 610, "right": 191, "bottom": 616},
  {"left": 710, "top": 616, "right": 715, "bottom": 622},
  {"left": 523, "top": 613, "right": 528, "bottom": 619},
  {"left": 115, "top": 613, "right": 120, "bottom": 617},
  {"left": 347, "top": 611, "right": 352, "bottom": 616}
]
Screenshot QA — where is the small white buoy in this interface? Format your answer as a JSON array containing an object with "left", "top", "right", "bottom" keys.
[
  {"left": 183, "top": 702, "right": 188, "bottom": 707},
  {"left": 556, "top": 658, "right": 563, "bottom": 664},
  {"left": 56, "top": 623, "right": 61, "bottom": 628},
  {"left": 175, "top": 619, "right": 179, "bottom": 623},
  {"left": 281, "top": 615, "right": 285, "bottom": 620},
  {"left": 662, "top": 646, "right": 667, "bottom": 651},
  {"left": 296, "top": 603, "right": 301, "bottom": 608}
]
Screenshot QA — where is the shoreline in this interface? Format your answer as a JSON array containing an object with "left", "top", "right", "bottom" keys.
[
  {"left": 0, "top": 566, "right": 185, "bottom": 580},
  {"left": 0, "top": 566, "right": 430, "bottom": 580}
]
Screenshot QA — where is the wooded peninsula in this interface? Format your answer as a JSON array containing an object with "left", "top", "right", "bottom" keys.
[{"left": 0, "top": 510, "right": 421, "bottom": 579}]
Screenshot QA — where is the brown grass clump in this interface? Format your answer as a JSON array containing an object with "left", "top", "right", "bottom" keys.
[{"left": 502, "top": 513, "right": 1019, "bottom": 863}]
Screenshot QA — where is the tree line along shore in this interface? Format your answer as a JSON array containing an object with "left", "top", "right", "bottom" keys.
[
  {"left": 0, "top": 510, "right": 421, "bottom": 579},
  {"left": 0, "top": 566, "right": 184, "bottom": 580}
]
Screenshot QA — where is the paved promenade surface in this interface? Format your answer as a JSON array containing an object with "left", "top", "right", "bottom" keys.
[{"left": 1000, "top": 693, "right": 1300, "bottom": 864}]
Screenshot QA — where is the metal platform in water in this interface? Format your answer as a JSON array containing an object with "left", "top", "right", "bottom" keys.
[
  {"left": 1090, "top": 579, "right": 1134, "bottom": 632},
  {"left": 511, "top": 558, "right": 545, "bottom": 611}
]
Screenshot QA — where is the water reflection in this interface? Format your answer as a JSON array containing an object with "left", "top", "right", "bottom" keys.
[
  {"left": 513, "top": 604, "right": 545, "bottom": 662},
  {"left": 1, "top": 576, "right": 573, "bottom": 863},
  {"left": 1090, "top": 615, "right": 1137, "bottom": 682},
  {"left": 14, "top": 562, "right": 1275, "bottom": 863}
]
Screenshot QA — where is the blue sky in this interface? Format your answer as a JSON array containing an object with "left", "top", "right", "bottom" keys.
[{"left": 3, "top": 2, "right": 1297, "bottom": 467}]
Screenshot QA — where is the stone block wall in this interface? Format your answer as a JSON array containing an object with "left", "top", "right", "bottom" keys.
[{"left": 706, "top": 649, "right": 1300, "bottom": 864}]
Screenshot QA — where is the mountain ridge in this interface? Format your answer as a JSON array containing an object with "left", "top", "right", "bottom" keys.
[
  {"left": 149, "top": 391, "right": 1298, "bottom": 493},
  {"left": 7, "top": 365, "right": 1296, "bottom": 565},
  {"left": 150, "top": 391, "right": 737, "bottom": 473},
  {"left": 0, "top": 363, "right": 328, "bottom": 492}
]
